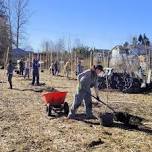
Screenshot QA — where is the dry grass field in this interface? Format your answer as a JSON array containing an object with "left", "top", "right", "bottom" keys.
[{"left": 0, "top": 70, "right": 152, "bottom": 152}]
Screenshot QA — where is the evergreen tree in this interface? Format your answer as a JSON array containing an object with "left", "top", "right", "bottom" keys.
[{"left": 138, "top": 34, "right": 143, "bottom": 44}]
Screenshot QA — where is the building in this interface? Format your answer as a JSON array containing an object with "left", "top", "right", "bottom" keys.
[{"left": 110, "top": 44, "right": 152, "bottom": 73}]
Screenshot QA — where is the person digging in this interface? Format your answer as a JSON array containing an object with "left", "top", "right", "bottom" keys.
[{"left": 68, "top": 65, "right": 103, "bottom": 119}]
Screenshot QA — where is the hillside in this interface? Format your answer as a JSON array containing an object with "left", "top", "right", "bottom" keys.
[{"left": 11, "top": 48, "right": 32, "bottom": 61}]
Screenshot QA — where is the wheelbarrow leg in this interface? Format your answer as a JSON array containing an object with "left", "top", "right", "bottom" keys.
[
  {"left": 46, "top": 104, "right": 52, "bottom": 116},
  {"left": 63, "top": 102, "right": 69, "bottom": 116}
]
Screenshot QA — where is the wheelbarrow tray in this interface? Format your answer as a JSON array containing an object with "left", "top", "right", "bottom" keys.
[{"left": 41, "top": 91, "right": 67, "bottom": 105}]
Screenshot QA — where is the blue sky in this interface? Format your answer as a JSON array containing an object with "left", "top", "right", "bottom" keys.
[{"left": 27, "top": 0, "right": 152, "bottom": 50}]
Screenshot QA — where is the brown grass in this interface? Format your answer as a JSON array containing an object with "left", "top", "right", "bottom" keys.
[{"left": 0, "top": 70, "right": 152, "bottom": 152}]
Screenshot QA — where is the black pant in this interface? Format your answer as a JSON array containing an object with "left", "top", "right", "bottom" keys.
[
  {"left": 8, "top": 74, "right": 13, "bottom": 89},
  {"left": 32, "top": 71, "right": 39, "bottom": 85},
  {"left": 20, "top": 67, "right": 24, "bottom": 75}
]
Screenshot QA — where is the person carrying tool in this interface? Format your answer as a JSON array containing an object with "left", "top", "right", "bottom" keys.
[
  {"left": 7, "top": 60, "right": 14, "bottom": 89},
  {"left": 68, "top": 64, "right": 104, "bottom": 119}
]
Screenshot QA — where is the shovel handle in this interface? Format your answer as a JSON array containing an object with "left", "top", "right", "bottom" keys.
[{"left": 89, "top": 93, "right": 116, "bottom": 113}]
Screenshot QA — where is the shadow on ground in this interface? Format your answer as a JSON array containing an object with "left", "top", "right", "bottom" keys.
[{"left": 66, "top": 113, "right": 152, "bottom": 135}]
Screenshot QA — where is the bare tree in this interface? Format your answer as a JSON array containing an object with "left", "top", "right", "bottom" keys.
[
  {"left": 73, "top": 38, "right": 83, "bottom": 48},
  {"left": 14, "top": 0, "right": 29, "bottom": 48},
  {"left": 55, "top": 38, "right": 65, "bottom": 61},
  {"left": 5, "top": 0, "right": 13, "bottom": 50},
  {"left": 0, "top": 0, "right": 10, "bottom": 65},
  {"left": 41, "top": 40, "right": 50, "bottom": 52},
  {"left": 41, "top": 39, "right": 67, "bottom": 69},
  {"left": 40, "top": 40, "right": 51, "bottom": 69}
]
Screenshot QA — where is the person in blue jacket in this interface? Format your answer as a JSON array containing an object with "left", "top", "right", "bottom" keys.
[{"left": 32, "top": 55, "right": 40, "bottom": 85}]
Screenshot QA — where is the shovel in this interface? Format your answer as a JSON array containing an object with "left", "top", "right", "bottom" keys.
[{"left": 89, "top": 93, "right": 143, "bottom": 127}]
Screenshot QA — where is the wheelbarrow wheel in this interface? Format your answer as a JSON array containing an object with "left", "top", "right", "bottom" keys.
[
  {"left": 63, "top": 102, "right": 69, "bottom": 116},
  {"left": 47, "top": 104, "right": 52, "bottom": 116}
]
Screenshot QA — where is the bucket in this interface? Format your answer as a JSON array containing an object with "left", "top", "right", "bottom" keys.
[{"left": 99, "top": 112, "right": 114, "bottom": 127}]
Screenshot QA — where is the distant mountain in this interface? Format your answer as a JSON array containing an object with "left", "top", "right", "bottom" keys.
[{"left": 11, "top": 48, "right": 32, "bottom": 61}]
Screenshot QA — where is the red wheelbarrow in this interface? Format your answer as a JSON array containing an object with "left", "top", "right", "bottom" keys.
[{"left": 41, "top": 91, "right": 69, "bottom": 116}]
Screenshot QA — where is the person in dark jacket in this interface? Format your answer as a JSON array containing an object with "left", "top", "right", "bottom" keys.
[
  {"left": 76, "top": 60, "right": 83, "bottom": 76},
  {"left": 7, "top": 60, "right": 14, "bottom": 89},
  {"left": 19, "top": 58, "right": 24, "bottom": 75},
  {"left": 32, "top": 55, "right": 40, "bottom": 85},
  {"left": 54, "top": 61, "right": 59, "bottom": 75},
  {"left": 68, "top": 65, "right": 103, "bottom": 119}
]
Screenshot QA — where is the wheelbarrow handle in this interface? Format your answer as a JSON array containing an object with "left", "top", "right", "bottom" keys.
[{"left": 88, "top": 93, "right": 116, "bottom": 113}]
